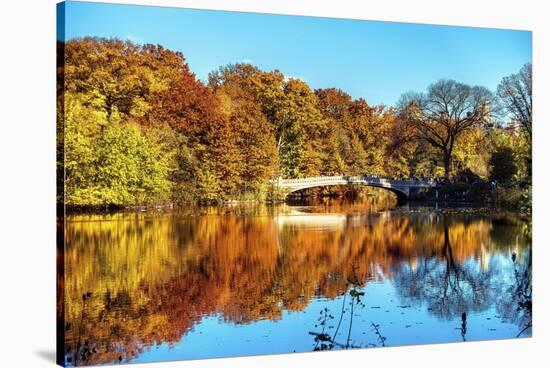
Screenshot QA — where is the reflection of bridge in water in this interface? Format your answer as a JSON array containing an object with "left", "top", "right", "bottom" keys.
[{"left": 273, "top": 175, "right": 437, "bottom": 203}]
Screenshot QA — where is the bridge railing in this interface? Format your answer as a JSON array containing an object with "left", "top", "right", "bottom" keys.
[{"left": 273, "top": 175, "right": 435, "bottom": 187}]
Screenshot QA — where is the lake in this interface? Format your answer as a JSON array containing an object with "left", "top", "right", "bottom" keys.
[{"left": 59, "top": 200, "right": 532, "bottom": 366}]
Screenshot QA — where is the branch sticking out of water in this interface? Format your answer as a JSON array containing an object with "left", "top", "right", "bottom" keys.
[{"left": 371, "top": 322, "right": 386, "bottom": 347}]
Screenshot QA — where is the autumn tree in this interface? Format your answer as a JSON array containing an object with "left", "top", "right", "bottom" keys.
[
  {"left": 348, "top": 99, "right": 392, "bottom": 175},
  {"left": 60, "top": 38, "right": 222, "bottom": 204},
  {"left": 208, "top": 64, "right": 279, "bottom": 197},
  {"left": 397, "top": 80, "right": 494, "bottom": 180},
  {"left": 149, "top": 58, "right": 222, "bottom": 140},
  {"left": 150, "top": 62, "right": 232, "bottom": 201},
  {"left": 209, "top": 64, "right": 326, "bottom": 178},
  {"left": 279, "top": 79, "right": 326, "bottom": 177},
  {"left": 452, "top": 126, "right": 492, "bottom": 179},
  {"left": 58, "top": 37, "right": 530, "bottom": 206},
  {"left": 62, "top": 38, "right": 167, "bottom": 119},
  {"left": 314, "top": 88, "right": 351, "bottom": 175},
  {"left": 220, "top": 88, "right": 277, "bottom": 194},
  {"left": 315, "top": 88, "right": 394, "bottom": 176}
]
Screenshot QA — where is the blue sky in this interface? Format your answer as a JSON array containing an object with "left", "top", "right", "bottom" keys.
[{"left": 58, "top": 1, "right": 532, "bottom": 106}]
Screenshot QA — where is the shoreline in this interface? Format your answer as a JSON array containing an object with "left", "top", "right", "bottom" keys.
[{"left": 58, "top": 198, "right": 523, "bottom": 216}]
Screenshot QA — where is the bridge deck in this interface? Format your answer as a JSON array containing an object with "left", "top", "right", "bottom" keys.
[
  {"left": 274, "top": 175, "right": 435, "bottom": 188},
  {"left": 271, "top": 175, "right": 436, "bottom": 201}
]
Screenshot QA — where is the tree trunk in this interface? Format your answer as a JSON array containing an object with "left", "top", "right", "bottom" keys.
[{"left": 443, "top": 151, "right": 451, "bottom": 181}]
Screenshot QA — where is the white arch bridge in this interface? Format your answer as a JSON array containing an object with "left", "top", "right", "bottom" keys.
[{"left": 272, "top": 175, "right": 437, "bottom": 203}]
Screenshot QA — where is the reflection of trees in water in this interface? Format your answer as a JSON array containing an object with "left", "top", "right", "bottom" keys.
[
  {"left": 393, "top": 218, "right": 495, "bottom": 322},
  {"left": 60, "top": 210, "right": 528, "bottom": 365},
  {"left": 496, "top": 249, "right": 532, "bottom": 337},
  {"left": 391, "top": 217, "right": 531, "bottom": 341}
]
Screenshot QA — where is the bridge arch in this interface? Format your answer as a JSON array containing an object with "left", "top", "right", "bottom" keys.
[
  {"left": 284, "top": 182, "right": 409, "bottom": 204},
  {"left": 273, "top": 175, "right": 435, "bottom": 204}
]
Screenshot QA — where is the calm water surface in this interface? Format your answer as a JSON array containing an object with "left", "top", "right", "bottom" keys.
[{"left": 61, "top": 201, "right": 532, "bottom": 366}]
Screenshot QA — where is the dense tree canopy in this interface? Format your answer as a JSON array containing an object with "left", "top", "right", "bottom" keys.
[{"left": 58, "top": 38, "right": 532, "bottom": 207}]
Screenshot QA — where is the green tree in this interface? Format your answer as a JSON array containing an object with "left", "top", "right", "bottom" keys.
[
  {"left": 489, "top": 146, "right": 517, "bottom": 184},
  {"left": 63, "top": 93, "right": 105, "bottom": 203},
  {"left": 63, "top": 93, "right": 173, "bottom": 206}
]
